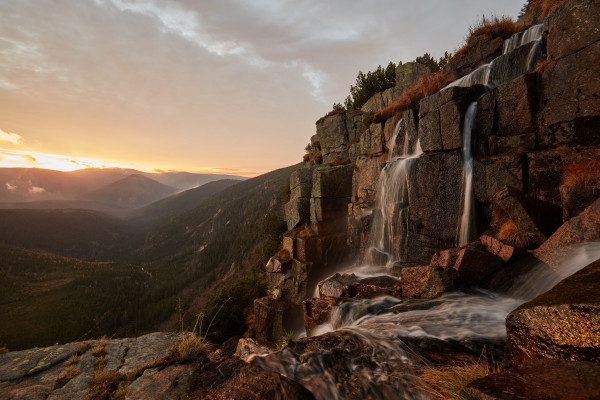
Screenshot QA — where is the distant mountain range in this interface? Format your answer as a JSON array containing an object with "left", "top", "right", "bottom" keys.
[{"left": 0, "top": 167, "right": 246, "bottom": 204}]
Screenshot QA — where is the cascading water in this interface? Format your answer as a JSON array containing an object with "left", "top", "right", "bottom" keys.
[
  {"left": 503, "top": 24, "right": 544, "bottom": 54},
  {"left": 456, "top": 101, "right": 478, "bottom": 246},
  {"left": 446, "top": 63, "right": 492, "bottom": 88},
  {"left": 366, "top": 122, "right": 422, "bottom": 268}
]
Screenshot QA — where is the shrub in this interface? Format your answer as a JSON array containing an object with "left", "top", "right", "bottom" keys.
[
  {"left": 372, "top": 70, "right": 452, "bottom": 123},
  {"left": 521, "top": 0, "right": 566, "bottom": 22},
  {"left": 498, "top": 219, "right": 534, "bottom": 248},
  {"left": 201, "top": 273, "right": 267, "bottom": 343},
  {"left": 457, "top": 15, "right": 521, "bottom": 55},
  {"left": 259, "top": 212, "right": 287, "bottom": 261},
  {"left": 338, "top": 61, "right": 398, "bottom": 110},
  {"left": 563, "top": 158, "right": 600, "bottom": 188},
  {"left": 415, "top": 52, "right": 453, "bottom": 73},
  {"left": 418, "top": 358, "right": 502, "bottom": 400}
]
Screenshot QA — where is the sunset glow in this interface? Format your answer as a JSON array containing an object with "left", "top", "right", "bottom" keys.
[{"left": 0, "top": 148, "right": 136, "bottom": 172}]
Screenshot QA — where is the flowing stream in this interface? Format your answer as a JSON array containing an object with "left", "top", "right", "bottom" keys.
[{"left": 456, "top": 102, "right": 478, "bottom": 246}]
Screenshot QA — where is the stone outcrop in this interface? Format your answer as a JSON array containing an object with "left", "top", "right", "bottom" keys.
[
  {"left": 506, "top": 259, "right": 600, "bottom": 365},
  {"left": 400, "top": 266, "right": 445, "bottom": 299},
  {"left": 317, "top": 273, "right": 402, "bottom": 299}
]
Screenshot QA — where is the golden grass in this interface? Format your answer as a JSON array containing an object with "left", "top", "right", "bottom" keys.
[
  {"left": 526, "top": 0, "right": 566, "bottom": 21},
  {"left": 54, "top": 364, "right": 80, "bottom": 389},
  {"left": 94, "top": 355, "right": 107, "bottom": 371},
  {"left": 173, "top": 332, "right": 211, "bottom": 363},
  {"left": 0, "top": 346, "right": 8, "bottom": 354},
  {"left": 419, "top": 359, "right": 502, "bottom": 400},
  {"left": 88, "top": 370, "right": 121, "bottom": 400},
  {"left": 457, "top": 15, "right": 522, "bottom": 56},
  {"left": 96, "top": 336, "right": 109, "bottom": 347},
  {"left": 372, "top": 70, "right": 452, "bottom": 124},
  {"left": 77, "top": 342, "right": 92, "bottom": 355},
  {"left": 498, "top": 219, "right": 535, "bottom": 248},
  {"left": 65, "top": 355, "right": 81, "bottom": 367},
  {"left": 92, "top": 346, "right": 107, "bottom": 358},
  {"left": 563, "top": 158, "right": 600, "bottom": 188}
]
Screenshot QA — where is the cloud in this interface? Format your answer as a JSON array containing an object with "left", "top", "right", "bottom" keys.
[
  {"left": 5, "top": 182, "right": 16, "bottom": 191},
  {"left": 29, "top": 185, "right": 46, "bottom": 194},
  {"left": 0, "top": 128, "right": 24, "bottom": 145}
]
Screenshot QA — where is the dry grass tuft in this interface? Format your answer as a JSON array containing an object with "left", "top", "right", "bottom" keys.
[
  {"left": 563, "top": 158, "right": 600, "bottom": 188},
  {"left": 88, "top": 370, "right": 121, "bottom": 400},
  {"left": 92, "top": 346, "right": 107, "bottom": 358},
  {"left": 173, "top": 332, "right": 210, "bottom": 363},
  {"left": 77, "top": 342, "right": 92, "bottom": 355},
  {"left": 372, "top": 70, "right": 452, "bottom": 124},
  {"left": 526, "top": 0, "right": 566, "bottom": 22},
  {"left": 96, "top": 336, "right": 109, "bottom": 347},
  {"left": 534, "top": 59, "right": 550, "bottom": 73},
  {"left": 498, "top": 219, "right": 535, "bottom": 248},
  {"left": 419, "top": 358, "right": 502, "bottom": 400},
  {"left": 94, "top": 355, "right": 107, "bottom": 371},
  {"left": 457, "top": 15, "right": 521, "bottom": 56},
  {"left": 65, "top": 355, "right": 81, "bottom": 367},
  {"left": 54, "top": 364, "right": 80, "bottom": 389},
  {"left": 0, "top": 346, "right": 8, "bottom": 354}
]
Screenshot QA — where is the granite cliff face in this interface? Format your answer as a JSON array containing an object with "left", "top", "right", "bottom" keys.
[{"left": 2, "top": 1, "right": 600, "bottom": 399}]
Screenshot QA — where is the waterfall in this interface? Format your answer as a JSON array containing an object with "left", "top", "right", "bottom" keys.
[
  {"left": 366, "top": 125, "right": 422, "bottom": 267},
  {"left": 503, "top": 24, "right": 544, "bottom": 54},
  {"left": 456, "top": 102, "right": 478, "bottom": 246},
  {"left": 445, "top": 62, "right": 492, "bottom": 88}
]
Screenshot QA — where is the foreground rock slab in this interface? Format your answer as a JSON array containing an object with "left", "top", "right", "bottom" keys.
[
  {"left": 506, "top": 259, "right": 600, "bottom": 364},
  {"left": 469, "top": 359, "right": 600, "bottom": 400}
]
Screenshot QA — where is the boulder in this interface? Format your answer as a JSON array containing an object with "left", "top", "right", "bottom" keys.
[
  {"left": 234, "top": 338, "right": 271, "bottom": 360},
  {"left": 452, "top": 243, "right": 504, "bottom": 286},
  {"left": 302, "top": 298, "right": 337, "bottom": 336},
  {"left": 480, "top": 234, "right": 521, "bottom": 263},
  {"left": 253, "top": 297, "right": 296, "bottom": 342},
  {"left": 118, "top": 332, "right": 179, "bottom": 376},
  {"left": 469, "top": 359, "right": 600, "bottom": 400},
  {"left": 126, "top": 364, "right": 196, "bottom": 400},
  {"left": 506, "top": 259, "right": 600, "bottom": 364},
  {"left": 400, "top": 266, "right": 445, "bottom": 299},
  {"left": 560, "top": 184, "right": 600, "bottom": 222},
  {"left": 265, "top": 257, "right": 309, "bottom": 304},
  {"left": 473, "top": 154, "right": 524, "bottom": 203},
  {"left": 429, "top": 247, "right": 461, "bottom": 287},
  {"left": 317, "top": 273, "right": 402, "bottom": 299},
  {"left": 534, "top": 198, "right": 600, "bottom": 269},
  {"left": 318, "top": 273, "right": 356, "bottom": 298}
]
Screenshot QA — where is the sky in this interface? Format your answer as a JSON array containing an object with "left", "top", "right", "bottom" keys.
[{"left": 0, "top": 0, "right": 525, "bottom": 177}]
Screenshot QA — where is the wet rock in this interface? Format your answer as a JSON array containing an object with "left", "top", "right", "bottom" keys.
[
  {"left": 119, "top": 332, "right": 178, "bottom": 376},
  {"left": 401, "top": 266, "right": 445, "bottom": 299},
  {"left": 407, "top": 152, "right": 463, "bottom": 263},
  {"left": 253, "top": 297, "right": 296, "bottom": 342},
  {"left": 444, "top": 37, "right": 504, "bottom": 79},
  {"left": 252, "top": 330, "right": 427, "bottom": 400},
  {"left": 439, "top": 85, "right": 487, "bottom": 151},
  {"left": 534, "top": 198, "right": 600, "bottom": 268},
  {"left": 488, "top": 41, "right": 544, "bottom": 87},
  {"left": 302, "top": 298, "right": 337, "bottom": 336},
  {"left": 417, "top": 92, "right": 442, "bottom": 152},
  {"left": 429, "top": 247, "right": 461, "bottom": 287},
  {"left": 470, "top": 359, "right": 600, "bottom": 400},
  {"left": 310, "top": 197, "right": 351, "bottom": 223},
  {"left": 495, "top": 73, "right": 538, "bottom": 139},
  {"left": 234, "top": 338, "right": 271, "bottom": 360},
  {"left": 284, "top": 197, "right": 310, "bottom": 230},
  {"left": 126, "top": 364, "right": 195, "bottom": 400},
  {"left": 317, "top": 273, "right": 356, "bottom": 298},
  {"left": 453, "top": 244, "right": 504, "bottom": 286},
  {"left": 295, "top": 235, "right": 319, "bottom": 263},
  {"left": 194, "top": 352, "right": 316, "bottom": 400},
  {"left": 317, "top": 273, "right": 402, "bottom": 299},
  {"left": 506, "top": 259, "right": 600, "bottom": 365},
  {"left": 402, "top": 108, "right": 420, "bottom": 154},
  {"left": 480, "top": 234, "right": 521, "bottom": 263},
  {"left": 473, "top": 154, "right": 524, "bottom": 202}
]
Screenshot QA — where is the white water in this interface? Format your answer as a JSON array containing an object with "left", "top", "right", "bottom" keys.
[
  {"left": 503, "top": 24, "right": 544, "bottom": 54},
  {"left": 446, "top": 62, "right": 492, "bottom": 88},
  {"left": 457, "top": 102, "right": 478, "bottom": 246},
  {"left": 365, "top": 125, "right": 422, "bottom": 267}
]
